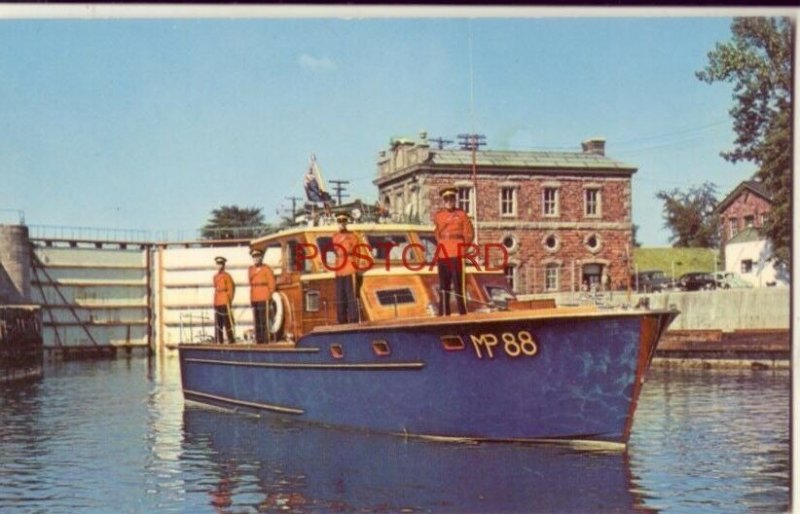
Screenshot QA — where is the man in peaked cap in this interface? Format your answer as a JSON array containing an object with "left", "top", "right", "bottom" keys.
[
  {"left": 331, "top": 212, "right": 360, "bottom": 324},
  {"left": 213, "top": 256, "right": 236, "bottom": 344},
  {"left": 248, "top": 248, "right": 276, "bottom": 343},
  {"left": 433, "top": 186, "right": 475, "bottom": 316}
]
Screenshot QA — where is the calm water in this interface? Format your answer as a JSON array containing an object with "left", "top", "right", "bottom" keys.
[{"left": 0, "top": 356, "right": 790, "bottom": 514}]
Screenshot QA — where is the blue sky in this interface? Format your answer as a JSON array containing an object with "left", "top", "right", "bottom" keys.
[{"left": 0, "top": 11, "right": 767, "bottom": 245}]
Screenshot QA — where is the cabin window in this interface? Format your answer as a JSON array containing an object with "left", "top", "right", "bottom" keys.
[
  {"left": 316, "top": 236, "right": 337, "bottom": 270},
  {"left": 330, "top": 344, "right": 344, "bottom": 359},
  {"left": 376, "top": 288, "right": 415, "bottom": 306},
  {"left": 485, "top": 285, "right": 514, "bottom": 305},
  {"left": 372, "top": 340, "right": 391, "bottom": 356},
  {"left": 367, "top": 234, "right": 415, "bottom": 263},
  {"left": 286, "top": 240, "right": 310, "bottom": 273},
  {"left": 441, "top": 335, "right": 465, "bottom": 351},
  {"left": 305, "top": 290, "right": 320, "bottom": 312},
  {"left": 419, "top": 234, "right": 438, "bottom": 264},
  {"left": 741, "top": 259, "right": 754, "bottom": 274}
]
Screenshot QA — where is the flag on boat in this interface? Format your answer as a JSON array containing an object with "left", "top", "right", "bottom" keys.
[{"left": 304, "top": 154, "right": 332, "bottom": 203}]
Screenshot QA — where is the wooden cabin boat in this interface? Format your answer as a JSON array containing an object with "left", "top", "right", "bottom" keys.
[{"left": 175, "top": 223, "right": 678, "bottom": 448}]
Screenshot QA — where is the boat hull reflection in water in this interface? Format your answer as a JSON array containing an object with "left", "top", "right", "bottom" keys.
[{"left": 182, "top": 407, "right": 655, "bottom": 513}]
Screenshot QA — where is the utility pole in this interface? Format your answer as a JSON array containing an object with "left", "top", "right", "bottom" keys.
[
  {"left": 429, "top": 137, "right": 454, "bottom": 150},
  {"left": 285, "top": 196, "right": 303, "bottom": 220},
  {"left": 457, "top": 133, "right": 486, "bottom": 244},
  {"left": 329, "top": 180, "right": 350, "bottom": 206}
]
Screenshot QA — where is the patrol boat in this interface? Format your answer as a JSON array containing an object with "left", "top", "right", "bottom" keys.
[{"left": 175, "top": 223, "right": 677, "bottom": 448}]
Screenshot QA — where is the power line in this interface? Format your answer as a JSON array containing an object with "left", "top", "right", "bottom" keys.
[
  {"left": 329, "top": 180, "right": 350, "bottom": 206},
  {"left": 428, "top": 137, "right": 454, "bottom": 149}
]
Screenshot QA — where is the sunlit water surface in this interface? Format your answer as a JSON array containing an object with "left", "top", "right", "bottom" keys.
[{"left": 0, "top": 357, "right": 789, "bottom": 513}]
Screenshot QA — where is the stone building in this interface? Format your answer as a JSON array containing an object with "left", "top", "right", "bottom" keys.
[{"left": 373, "top": 132, "right": 637, "bottom": 294}]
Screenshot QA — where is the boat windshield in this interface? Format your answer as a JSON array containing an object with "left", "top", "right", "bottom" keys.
[{"left": 366, "top": 234, "right": 418, "bottom": 263}]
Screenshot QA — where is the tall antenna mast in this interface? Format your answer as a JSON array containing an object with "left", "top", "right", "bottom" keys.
[{"left": 468, "top": 20, "right": 479, "bottom": 244}]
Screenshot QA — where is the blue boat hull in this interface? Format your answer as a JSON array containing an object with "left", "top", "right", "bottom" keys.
[{"left": 178, "top": 310, "right": 675, "bottom": 445}]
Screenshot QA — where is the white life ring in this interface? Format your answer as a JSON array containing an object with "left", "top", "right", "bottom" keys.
[{"left": 269, "top": 291, "right": 284, "bottom": 335}]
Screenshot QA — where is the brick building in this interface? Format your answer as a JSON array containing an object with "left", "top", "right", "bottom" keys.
[
  {"left": 712, "top": 180, "right": 772, "bottom": 246},
  {"left": 712, "top": 180, "right": 787, "bottom": 287},
  {"left": 373, "top": 132, "right": 637, "bottom": 294}
]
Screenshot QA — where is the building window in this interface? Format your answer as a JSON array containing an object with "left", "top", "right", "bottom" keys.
[
  {"left": 545, "top": 263, "right": 559, "bottom": 291},
  {"left": 741, "top": 259, "right": 754, "bottom": 274},
  {"left": 501, "top": 234, "right": 519, "bottom": 253},
  {"left": 543, "top": 188, "right": 559, "bottom": 217},
  {"left": 729, "top": 218, "right": 739, "bottom": 238},
  {"left": 500, "top": 187, "right": 517, "bottom": 217},
  {"left": 584, "top": 188, "right": 600, "bottom": 217},
  {"left": 503, "top": 264, "right": 517, "bottom": 292},
  {"left": 760, "top": 213, "right": 767, "bottom": 226},
  {"left": 457, "top": 187, "right": 473, "bottom": 215},
  {"left": 744, "top": 215, "right": 754, "bottom": 228}
]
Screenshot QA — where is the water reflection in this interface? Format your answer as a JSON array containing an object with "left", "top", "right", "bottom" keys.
[{"left": 182, "top": 408, "right": 656, "bottom": 513}]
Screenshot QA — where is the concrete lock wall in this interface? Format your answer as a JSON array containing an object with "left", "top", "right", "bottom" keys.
[
  {"left": 30, "top": 246, "right": 150, "bottom": 348},
  {"left": 0, "top": 225, "right": 31, "bottom": 303},
  {"left": 525, "top": 287, "right": 789, "bottom": 331},
  {"left": 156, "top": 245, "right": 281, "bottom": 349}
]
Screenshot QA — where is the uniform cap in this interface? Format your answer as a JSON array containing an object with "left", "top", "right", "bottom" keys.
[
  {"left": 214, "top": 256, "right": 227, "bottom": 264},
  {"left": 335, "top": 212, "right": 351, "bottom": 223},
  {"left": 440, "top": 187, "right": 458, "bottom": 198},
  {"left": 250, "top": 248, "right": 264, "bottom": 257}
]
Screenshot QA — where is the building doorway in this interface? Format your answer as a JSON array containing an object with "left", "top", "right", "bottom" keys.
[{"left": 581, "top": 263, "right": 603, "bottom": 291}]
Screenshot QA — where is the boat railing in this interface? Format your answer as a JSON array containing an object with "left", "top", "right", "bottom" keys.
[{"left": 178, "top": 312, "right": 214, "bottom": 344}]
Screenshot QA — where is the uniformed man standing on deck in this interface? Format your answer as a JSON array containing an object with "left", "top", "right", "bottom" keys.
[
  {"left": 433, "top": 187, "right": 475, "bottom": 316},
  {"left": 213, "top": 256, "right": 236, "bottom": 344},
  {"left": 248, "top": 248, "right": 276, "bottom": 343},
  {"left": 332, "top": 212, "right": 360, "bottom": 324}
]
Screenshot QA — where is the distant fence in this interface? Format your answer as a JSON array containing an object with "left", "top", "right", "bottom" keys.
[{"left": 27, "top": 225, "right": 275, "bottom": 244}]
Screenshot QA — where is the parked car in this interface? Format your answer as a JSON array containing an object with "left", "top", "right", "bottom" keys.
[
  {"left": 713, "top": 271, "right": 753, "bottom": 289},
  {"left": 677, "top": 272, "right": 717, "bottom": 291},
  {"left": 630, "top": 270, "right": 671, "bottom": 293}
]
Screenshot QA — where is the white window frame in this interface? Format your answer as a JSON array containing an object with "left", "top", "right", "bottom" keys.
[
  {"left": 503, "top": 263, "right": 518, "bottom": 293},
  {"left": 543, "top": 187, "right": 559, "bottom": 217},
  {"left": 500, "top": 187, "right": 517, "bottom": 217},
  {"left": 545, "top": 263, "right": 560, "bottom": 291},
  {"left": 584, "top": 188, "right": 601, "bottom": 217},
  {"left": 729, "top": 218, "right": 739, "bottom": 238},
  {"left": 457, "top": 187, "right": 474, "bottom": 216}
]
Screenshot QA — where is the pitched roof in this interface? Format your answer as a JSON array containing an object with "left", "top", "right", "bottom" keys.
[
  {"left": 428, "top": 149, "right": 636, "bottom": 172},
  {"left": 713, "top": 180, "right": 772, "bottom": 215}
]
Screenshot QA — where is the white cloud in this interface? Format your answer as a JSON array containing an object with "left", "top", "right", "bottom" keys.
[{"left": 297, "top": 53, "right": 337, "bottom": 73}]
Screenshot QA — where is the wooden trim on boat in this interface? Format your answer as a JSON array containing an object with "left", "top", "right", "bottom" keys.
[
  {"left": 184, "top": 357, "right": 425, "bottom": 370},
  {"left": 184, "top": 389, "right": 304, "bottom": 414},
  {"left": 310, "top": 307, "right": 674, "bottom": 334}
]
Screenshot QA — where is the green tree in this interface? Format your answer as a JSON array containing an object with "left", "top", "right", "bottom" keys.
[
  {"left": 656, "top": 182, "right": 720, "bottom": 248},
  {"left": 697, "top": 16, "right": 792, "bottom": 266},
  {"left": 201, "top": 205, "right": 270, "bottom": 240}
]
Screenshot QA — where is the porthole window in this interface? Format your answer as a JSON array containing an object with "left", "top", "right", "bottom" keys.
[
  {"left": 584, "top": 233, "right": 602, "bottom": 253},
  {"left": 330, "top": 344, "right": 344, "bottom": 359},
  {"left": 542, "top": 232, "right": 560, "bottom": 253},
  {"left": 501, "top": 233, "right": 519, "bottom": 254},
  {"left": 372, "top": 340, "right": 391, "bottom": 356}
]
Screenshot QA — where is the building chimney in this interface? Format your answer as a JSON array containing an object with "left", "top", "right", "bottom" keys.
[{"left": 581, "top": 138, "right": 606, "bottom": 156}]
